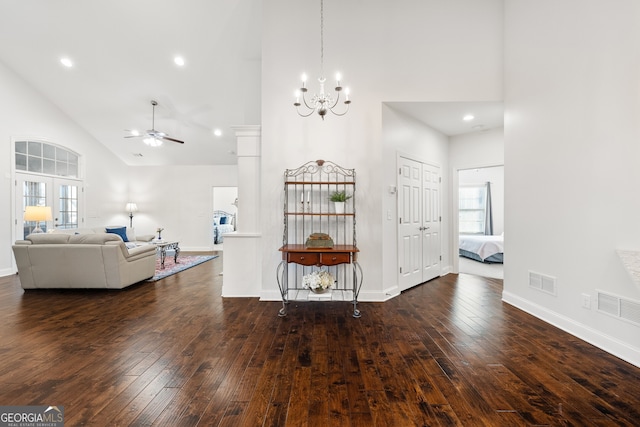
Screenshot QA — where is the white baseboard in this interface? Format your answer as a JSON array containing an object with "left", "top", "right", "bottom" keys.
[
  {"left": 0, "top": 267, "right": 16, "bottom": 278},
  {"left": 180, "top": 246, "right": 215, "bottom": 252},
  {"left": 260, "top": 290, "right": 282, "bottom": 301},
  {"left": 502, "top": 291, "right": 640, "bottom": 368},
  {"left": 441, "top": 264, "right": 452, "bottom": 276}
]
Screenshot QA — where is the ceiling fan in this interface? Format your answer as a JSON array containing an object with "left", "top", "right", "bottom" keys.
[{"left": 125, "top": 100, "right": 185, "bottom": 146}]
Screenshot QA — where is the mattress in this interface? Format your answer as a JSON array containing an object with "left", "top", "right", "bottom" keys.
[{"left": 459, "top": 234, "right": 504, "bottom": 263}]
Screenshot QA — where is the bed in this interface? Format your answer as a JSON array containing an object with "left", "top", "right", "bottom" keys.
[
  {"left": 213, "top": 210, "right": 235, "bottom": 244},
  {"left": 459, "top": 234, "right": 504, "bottom": 263}
]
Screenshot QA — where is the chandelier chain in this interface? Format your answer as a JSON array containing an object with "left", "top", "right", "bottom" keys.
[{"left": 320, "top": 0, "right": 324, "bottom": 77}]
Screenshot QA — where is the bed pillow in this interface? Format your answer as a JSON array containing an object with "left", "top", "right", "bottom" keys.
[
  {"left": 219, "top": 216, "right": 228, "bottom": 225},
  {"left": 105, "top": 226, "right": 129, "bottom": 242}
]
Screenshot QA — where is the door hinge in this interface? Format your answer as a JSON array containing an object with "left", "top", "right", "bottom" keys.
[
  {"left": 400, "top": 267, "right": 403, "bottom": 274},
  {"left": 399, "top": 217, "right": 402, "bottom": 224},
  {"left": 439, "top": 177, "right": 442, "bottom": 183},
  {"left": 399, "top": 168, "right": 402, "bottom": 175},
  {"left": 440, "top": 255, "right": 442, "bottom": 261}
]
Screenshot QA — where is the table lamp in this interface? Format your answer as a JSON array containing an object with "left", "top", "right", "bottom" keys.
[
  {"left": 24, "top": 206, "right": 53, "bottom": 234},
  {"left": 125, "top": 202, "right": 138, "bottom": 227}
]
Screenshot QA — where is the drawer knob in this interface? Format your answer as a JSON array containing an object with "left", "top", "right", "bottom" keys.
[{"left": 332, "top": 257, "right": 337, "bottom": 261}]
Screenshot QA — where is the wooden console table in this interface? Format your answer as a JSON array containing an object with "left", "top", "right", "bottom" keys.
[{"left": 280, "top": 244, "right": 358, "bottom": 266}]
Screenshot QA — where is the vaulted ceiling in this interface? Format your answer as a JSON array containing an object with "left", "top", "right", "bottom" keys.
[
  {"left": 0, "top": 1, "right": 503, "bottom": 167},
  {"left": 0, "top": 1, "right": 262, "bottom": 166}
]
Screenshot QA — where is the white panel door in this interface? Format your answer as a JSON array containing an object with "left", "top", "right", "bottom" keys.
[
  {"left": 421, "top": 163, "right": 441, "bottom": 282},
  {"left": 398, "top": 158, "right": 422, "bottom": 291},
  {"left": 398, "top": 157, "right": 441, "bottom": 292}
]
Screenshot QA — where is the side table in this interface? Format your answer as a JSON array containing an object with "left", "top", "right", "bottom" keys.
[{"left": 152, "top": 240, "right": 180, "bottom": 268}]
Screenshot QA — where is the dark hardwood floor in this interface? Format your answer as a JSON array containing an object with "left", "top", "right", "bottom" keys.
[{"left": 1, "top": 254, "right": 639, "bottom": 426}]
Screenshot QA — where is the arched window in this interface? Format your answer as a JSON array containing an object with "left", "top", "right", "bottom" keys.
[{"left": 15, "top": 140, "right": 79, "bottom": 178}]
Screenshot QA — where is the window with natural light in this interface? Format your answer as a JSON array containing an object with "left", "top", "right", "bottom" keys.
[
  {"left": 459, "top": 185, "right": 486, "bottom": 234},
  {"left": 15, "top": 140, "right": 79, "bottom": 178}
]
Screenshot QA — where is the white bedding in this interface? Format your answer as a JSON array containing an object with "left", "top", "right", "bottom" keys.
[{"left": 459, "top": 234, "right": 504, "bottom": 261}]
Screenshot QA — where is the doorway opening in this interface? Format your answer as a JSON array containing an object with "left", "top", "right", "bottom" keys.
[
  {"left": 456, "top": 166, "right": 504, "bottom": 279},
  {"left": 212, "top": 186, "right": 237, "bottom": 250}
]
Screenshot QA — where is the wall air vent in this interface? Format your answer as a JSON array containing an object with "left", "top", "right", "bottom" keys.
[
  {"left": 597, "top": 290, "right": 640, "bottom": 327},
  {"left": 529, "top": 271, "right": 557, "bottom": 296}
]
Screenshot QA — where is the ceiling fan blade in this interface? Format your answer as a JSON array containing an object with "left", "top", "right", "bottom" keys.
[
  {"left": 124, "top": 101, "right": 185, "bottom": 145},
  {"left": 162, "top": 136, "right": 185, "bottom": 144}
]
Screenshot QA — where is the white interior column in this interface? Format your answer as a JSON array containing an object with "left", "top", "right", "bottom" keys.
[{"left": 222, "top": 125, "right": 262, "bottom": 297}]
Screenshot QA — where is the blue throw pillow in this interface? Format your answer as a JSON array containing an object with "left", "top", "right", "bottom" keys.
[
  {"left": 219, "top": 216, "right": 227, "bottom": 225},
  {"left": 106, "top": 226, "right": 129, "bottom": 242}
]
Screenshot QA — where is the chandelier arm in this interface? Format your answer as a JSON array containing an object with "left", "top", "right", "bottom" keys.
[
  {"left": 301, "top": 93, "right": 316, "bottom": 110},
  {"left": 329, "top": 103, "right": 351, "bottom": 117},
  {"left": 296, "top": 106, "right": 317, "bottom": 118},
  {"left": 328, "top": 90, "right": 341, "bottom": 110}
]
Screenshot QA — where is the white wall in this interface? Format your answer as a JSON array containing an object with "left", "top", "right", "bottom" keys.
[
  {"left": 0, "top": 60, "right": 130, "bottom": 275},
  {"left": 260, "top": 0, "right": 503, "bottom": 300},
  {"left": 213, "top": 186, "right": 238, "bottom": 214},
  {"left": 504, "top": 0, "right": 640, "bottom": 366},
  {"left": 450, "top": 127, "right": 504, "bottom": 170}
]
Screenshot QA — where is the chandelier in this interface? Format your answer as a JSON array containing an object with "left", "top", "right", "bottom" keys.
[{"left": 294, "top": 0, "right": 351, "bottom": 120}]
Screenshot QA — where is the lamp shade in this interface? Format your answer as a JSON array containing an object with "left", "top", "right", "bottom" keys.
[
  {"left": 125, "top": 202, "right": 138, "bottom": 213},
  {"left": 24, "top": 206, "right": 53, "bottom": 222}
]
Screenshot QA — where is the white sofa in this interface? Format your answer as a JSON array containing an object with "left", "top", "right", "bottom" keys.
[
  {"left": 12, "top": 233, "right": 157, "bottom": 289},
  {"left": 50, "top": 226, "right": 156, "bottom": 246}
]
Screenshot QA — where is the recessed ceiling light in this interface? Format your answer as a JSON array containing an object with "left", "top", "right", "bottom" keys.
[
  {"left": 463, "top": 114, "right": 474, "bottom": 121},
  {"left": 213, "top": 129, "right": 222, "bottom": 137},
  {"left": 174, "top": 56, "right": 185, "bottom": 67},
  {"left": 130, "top": 130, "right": 140, "bottom": 136},
  {"left": 60, "top": 57, "right": 73, "bottom": 68}
]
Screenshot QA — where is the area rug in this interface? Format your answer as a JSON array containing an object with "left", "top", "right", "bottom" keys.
[{"left": 147, "top": 255, "right": 218, "bottom": 282}]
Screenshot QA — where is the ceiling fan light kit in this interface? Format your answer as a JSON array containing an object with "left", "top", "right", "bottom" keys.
[{"left": 125, "top": 100, "right": 185, "bottom": 146}]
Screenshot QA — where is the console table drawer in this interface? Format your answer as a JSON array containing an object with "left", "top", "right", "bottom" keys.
[
  {"left": 286, "top": 252, "right": 320, "bottom": 266},
  {"left": 319, "top": 252, "right": 351, "bottom": 265}
]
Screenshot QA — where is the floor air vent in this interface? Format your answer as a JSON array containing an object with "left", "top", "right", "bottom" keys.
[
  {"left": 597, "top": 291, "right": 640, "bottom": 326},
  {"left": 529, "top": 271, "right": 557, "bottom": 296}
]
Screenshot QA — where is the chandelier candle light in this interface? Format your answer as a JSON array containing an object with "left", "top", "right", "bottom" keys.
[{"left": 294, "top": 0, "right": 351, "bottom": 119}]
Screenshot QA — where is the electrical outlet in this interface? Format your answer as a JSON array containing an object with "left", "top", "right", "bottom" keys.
[{"left": 581, "top": 293, "right": 591, "bottom": 309}]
